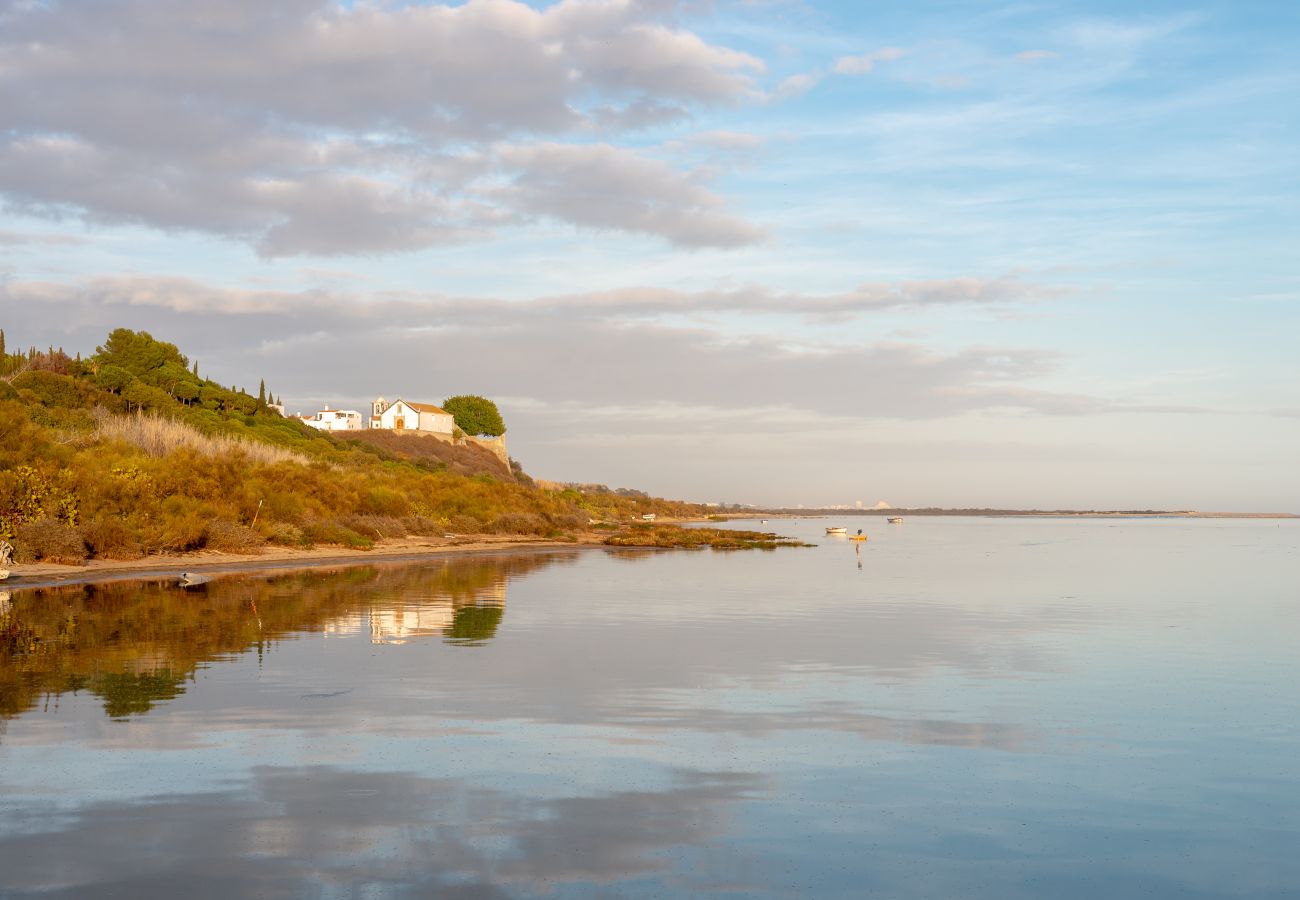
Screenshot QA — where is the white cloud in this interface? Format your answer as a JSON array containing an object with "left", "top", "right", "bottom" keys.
[
  {"left": 493, "top": 143, "right": 766, "bottom": 248},
  {"left": 0, "top": 0, "right": 766, "bottom": 256}
]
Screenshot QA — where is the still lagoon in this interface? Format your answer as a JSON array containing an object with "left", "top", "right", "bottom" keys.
[{"left": 1, "top": 516, "right": 1298, "bottom": 898}]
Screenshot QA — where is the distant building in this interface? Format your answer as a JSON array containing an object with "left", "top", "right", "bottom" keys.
[
  {"left": 370, "top": 397, "right": 454, "bottom": 435},
  {"left": 294, "top": 405, "right": 363, "bottom": 432}
]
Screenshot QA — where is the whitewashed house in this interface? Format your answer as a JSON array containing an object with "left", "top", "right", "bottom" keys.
[
  {"left": 295, "top": 406, "right": 363, "bottom": 432},
  {"left": 370, "top": 397, "right": 455, "bottom": 435}
]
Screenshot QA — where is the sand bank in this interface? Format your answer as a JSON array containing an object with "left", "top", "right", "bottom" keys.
[{"left": 2, "top": 533, "right": 610, "bottom": 592}]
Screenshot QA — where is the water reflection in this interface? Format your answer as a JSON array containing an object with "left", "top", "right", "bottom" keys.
[
  {"left": 0, "top": 553, "right": 569, "bottom": 721},
  {"left": 2, "top": 520, "right": 1298, "bottom": 899},
  {"left": 0, "top": 764, "right": 765, "bottom": 899}
]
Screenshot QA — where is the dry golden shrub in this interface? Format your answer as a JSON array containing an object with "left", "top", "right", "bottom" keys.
[
  {"left": 82, "top": 517, "right": 145, "bottom": 560},
  {"left": 205, "top": 519, "right": 265, "bottom": 553},
  {"left": 14, "top": 518, "right": 88, "bottom": 565},
  {"left": 446, "top": 514, "right": 486, "bottom": 535}
]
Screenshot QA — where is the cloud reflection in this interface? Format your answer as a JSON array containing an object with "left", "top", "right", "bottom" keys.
[{"left": 0, "top": 765, "right": 765, "bottom": 898}]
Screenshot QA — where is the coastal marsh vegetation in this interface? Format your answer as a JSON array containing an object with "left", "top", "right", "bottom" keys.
[{"left": 604, "top": 524, "right": 812, "bottom": 550}]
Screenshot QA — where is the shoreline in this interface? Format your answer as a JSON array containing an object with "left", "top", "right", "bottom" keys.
[{"left": 1, "top": 533, "right": 610, "bottom": 592}]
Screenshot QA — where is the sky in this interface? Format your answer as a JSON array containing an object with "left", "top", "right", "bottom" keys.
[{"left": 1, "top": 0, "right": 1297, "bottom": 510}]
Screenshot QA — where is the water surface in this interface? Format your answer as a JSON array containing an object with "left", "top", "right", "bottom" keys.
[{"left": 1, "top": 517, "right": 1298, "bottom": 898}]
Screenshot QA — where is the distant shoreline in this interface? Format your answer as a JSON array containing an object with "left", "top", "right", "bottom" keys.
[{"left": 735, "top": 509, "right": 1299, "bottom": 519}]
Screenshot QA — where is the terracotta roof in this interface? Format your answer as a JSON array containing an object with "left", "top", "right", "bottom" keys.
[{"left": 396, "top": 399, "right": 450, "bottom": 416}]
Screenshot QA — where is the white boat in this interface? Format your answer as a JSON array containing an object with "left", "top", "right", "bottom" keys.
[
  {"left": 887, "top": 517, "right": 904, "bottom": 524},
  {"left": 826, "top": 526, "right": 847, "bottom": 535},
  {"left": 0, "top": 570, "right": 9, "bottom": 582},
  {"left": 178, "top": 572, "right": 211, "bottom": 588}
]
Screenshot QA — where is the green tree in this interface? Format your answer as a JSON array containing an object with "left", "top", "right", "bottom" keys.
[
  {"left": 442, "top": 395, "right": 505, "bottom": 437},
  {"left": 94, "top": 365, "right": 137, "bottom": 394},
  {"left": 95, "top": 329, "right": 187, "bottom": 377},
  {"left": 257, "top": 379, "right": 266, "bottom": 411}
]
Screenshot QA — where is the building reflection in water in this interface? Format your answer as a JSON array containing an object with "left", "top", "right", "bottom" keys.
[
  {"left": 0, "top": 552, "right": 572, "bottom": 721},
  {"left": 324, "top": 575, "right": 509, "bottom": 645}
]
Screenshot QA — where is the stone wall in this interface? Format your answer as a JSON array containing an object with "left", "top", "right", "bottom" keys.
[{"left": 466, "top": 434, "right": 509, "bottom": 465}]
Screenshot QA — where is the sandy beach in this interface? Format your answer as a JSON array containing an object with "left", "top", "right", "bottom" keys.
[{"left": 1, "top": 533, "right": 611, "bottom": 592}]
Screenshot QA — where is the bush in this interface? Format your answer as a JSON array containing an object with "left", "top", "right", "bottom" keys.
[
  {"left": 204, "top": 519, "right": 265, "bottom": 553},
  {"left": 14, "top": 518, "right": 88, "bottom": 565},
  {"left": 265, "top": 522, "right": 305, "bottom": 547},
  {"left": 548, "top": 511, "right": 589, "bottom": 531},
  {"left": 446, "top": 514, "right": 486, "bottom": 535},
  {"left": 301, "top": 521, "right": 373, "bottom": 550},
  {"left": 490, "top": 512, "right": 547, "bottom": 535},
  {"left": 82, "top": 517, "right": 144, "bottom": 560},
  {"left": 402, "top": 515, "right": 442, "bottom": 536},
  {"left": 343, "top": 515, "right": 406, "bottom": 540}
]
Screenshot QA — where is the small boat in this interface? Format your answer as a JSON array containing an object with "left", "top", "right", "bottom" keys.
[
  {"left": 850, "top": 535, "right": 868, "bottom": 542},
  {"left": 0, "top": 570, "right": 9, "bottom": 582},
  {"left": 887, "top": 517, "right": 903, "bottom": 524},
  {"left": 826, "top": 527, "right": 847, "bottom": 535},
  {"left": 178, "top": 572, "right": 210, "bottom": 589}
]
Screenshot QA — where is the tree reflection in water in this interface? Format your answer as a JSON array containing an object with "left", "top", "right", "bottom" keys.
[{"left": 0, "top": 552, "right": 575, "bottom": 720}]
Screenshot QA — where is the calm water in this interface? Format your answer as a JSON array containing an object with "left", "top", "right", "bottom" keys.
[{"left": 1, "top": 517, "right": 1298, "bottom": 898}]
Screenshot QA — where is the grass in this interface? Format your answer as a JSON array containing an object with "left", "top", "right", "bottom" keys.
[{"left": 94, "top": 408, "right": 313, "bottom": 467}]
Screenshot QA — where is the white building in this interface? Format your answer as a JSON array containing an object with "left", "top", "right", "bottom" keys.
[
  {"left": 370, "top": 397, "right": 455, "bottom": 435},
  {"left": 295, "top": 405, "right": 363, "bottom": 432}
]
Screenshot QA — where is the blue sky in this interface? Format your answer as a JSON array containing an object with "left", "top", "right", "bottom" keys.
[{"left": 1, "top": 0, "right": 1297, "bottom": 509}]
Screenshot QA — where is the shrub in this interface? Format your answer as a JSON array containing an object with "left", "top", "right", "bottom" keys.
[
  {"left": 205, "top": 519, "right": 265, "bottom": 553},
  {"left": 82, "top": 517, "right": 144, "bottom": 560},
  {"left": 301, "top": 521, "right": 373, "bottom": 550},
  {"left": 14, "top": 518, "right": 88, "bottom": 565},
  {"left": 490, "top": 512, "right": 547, "bottom": 535},
  {"left": 446, "top": 514, "right": 486, "bottom": 535},
  {"left": 265, "top": 522, "right": 305, "bottom": 547},
  {"left": 548, "top": 511, "right": 589, "bottom": 531},
  {"left": 343, "top": 515, "right": 406, "bottom": 540},
  {"left": 402, "top": 515, "right": 442, "bottom": 536}
]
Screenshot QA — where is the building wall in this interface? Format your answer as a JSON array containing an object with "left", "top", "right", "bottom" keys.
[
  {"left": 376, "top": 401, "right": 453, "bottom": 435},
  {"left": 303, "top": 410, "right": 362, "bottom": 431}
]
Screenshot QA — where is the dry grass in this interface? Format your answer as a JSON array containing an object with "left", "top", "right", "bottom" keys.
[{"left": 94, "top": 408, "right": 311, "bottom": 467}]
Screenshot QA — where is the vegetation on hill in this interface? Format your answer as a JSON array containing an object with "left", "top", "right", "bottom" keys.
[
  {"left": 0, "top": 328, "right": 710, "bottom": 563},
  {"left": 342, "top": 428, "right": 516, "bottom": 480}
]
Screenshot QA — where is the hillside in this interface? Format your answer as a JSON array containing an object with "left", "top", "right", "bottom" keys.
[
  {"left": 0, "top": 328, "right": 709, "bottom": 564},
  {"left": 342, "top": 428, "right": 516, "bottom": 481}
]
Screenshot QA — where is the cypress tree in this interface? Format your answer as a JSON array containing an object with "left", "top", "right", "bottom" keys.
[
  {"left": 0, "top": 329, "right": 6, "bottom": 357},
  {"left": 257, "top": 379, "right": 266, "bottom": 410}
]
